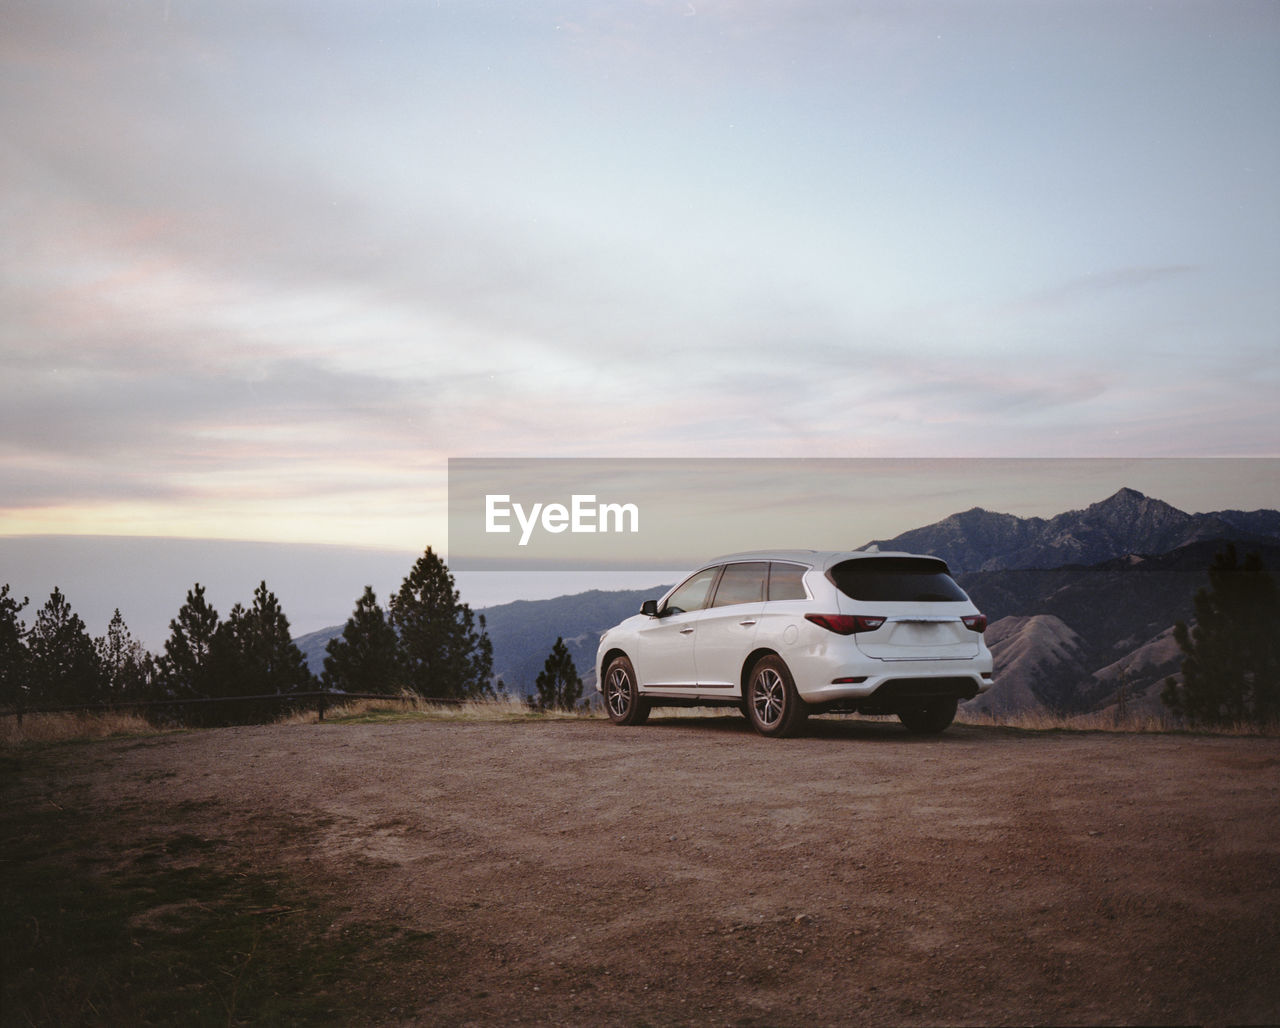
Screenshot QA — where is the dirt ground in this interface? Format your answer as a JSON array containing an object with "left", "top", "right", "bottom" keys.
[{"left": 6, "top": 715, "right": 1280, "bottom": 1026}]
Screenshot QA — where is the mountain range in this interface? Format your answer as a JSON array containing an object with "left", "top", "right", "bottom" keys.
[
  {"left": 860, "top": 487, "right": 1280, "bottom": 718},
  {"left": 295, "top": 488, "right": 1280, "bottom": 720},
  {"left": 860, "top": 486, "right": 1280, "bottom": 572}
]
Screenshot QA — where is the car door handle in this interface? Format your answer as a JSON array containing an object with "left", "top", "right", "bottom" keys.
[
  {"left": 679, "top": 627, "right": 695, "bottom": 635},
  {"left": 739, "top": 620, "right": 757, "bottom": 626}
]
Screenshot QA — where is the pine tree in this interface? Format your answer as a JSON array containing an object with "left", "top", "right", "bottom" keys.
[
  {"left": 0, "top": 584, "right": 30, "bottom": 711},
  {"left": 322, "top": 586, "right": 400, "bottom": 695},
  {"left": 532, "top": 636, "right": 583, "bottom": 712},
  {"left": 196, "top": 583, "right": 313, "bottom": 725},
  {"left": 95, "top": 609, "right": 154, "bottom": 702},
  {"left": 1163, "top": 544, "right": 1280, "bottom": 727},
  {"left": 209, "top": 602, "right": 249, "bottom": 699},
  {"left": 389, "top": 547, "right": 493, "bottom": 700},
  {"left": 161, "top": 583, "right": 220, "bottom": 699},
  {"left": 27, "top": 588, "right": 103, "bottom": 706},
  {"left": 216, "top": 582, "right": 316, "bottom": 698}
]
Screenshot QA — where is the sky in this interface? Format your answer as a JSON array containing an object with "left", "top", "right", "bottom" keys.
[{"left": 2, "top": 0, "right": 1279, "bottom": 641}]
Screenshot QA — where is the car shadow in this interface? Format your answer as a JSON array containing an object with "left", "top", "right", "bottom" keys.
[{"left": 639, "top": 713, "right": 978, "bottom": 743}]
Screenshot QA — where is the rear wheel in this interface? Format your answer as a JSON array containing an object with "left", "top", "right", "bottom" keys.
[
  {"left": 897, "top": 696, "right": 958, "bottom": 734},
  {"left": 604, "top": 656, "right": 649, "bottom": 726},
  {"left": 746, "top": 655, "right": 808, "bottom": 738}
]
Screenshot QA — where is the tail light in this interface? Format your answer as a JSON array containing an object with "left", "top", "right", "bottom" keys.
[
  {"left": 805, "top": 613, "right": 886, "bottom": 634},
  {"left": 962, "top": 614, "right": 987, "bottom": 633}
]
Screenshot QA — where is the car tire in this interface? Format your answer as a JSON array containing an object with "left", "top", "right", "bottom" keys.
[
  {"left": 604, "top": 655, "right": 650, "bottom": 726},
  {"left": 897, "top": 696, "right": 958, "bottom": 734},
  {"left": 745, "top": 655, "right": 808, "bottom": 738}
]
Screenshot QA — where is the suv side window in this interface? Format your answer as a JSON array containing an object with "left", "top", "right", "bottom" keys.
[
  {"left": 662, "top": 566, "right": 722, "bottom": 615},
  {"left": 710, "top": 562, "right": 767, "bottom": 608},
  {"left": 768, "top": 562, "right": 808, "bottom": 601}
]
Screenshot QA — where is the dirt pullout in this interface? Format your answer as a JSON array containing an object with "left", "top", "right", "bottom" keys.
[{"left": 8, "top": 717, "right": 1280, "bottom": 1025}]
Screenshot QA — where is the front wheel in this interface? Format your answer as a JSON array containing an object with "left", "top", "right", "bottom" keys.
[
  {"left": 897, "top": 696, "right": 958, "bottom": 734},
  {"left": 745, "top": 655, "right": 808, "bottom": 738},
  {"left": 603, "top": 656, "right": 649, "bottom": 726}
]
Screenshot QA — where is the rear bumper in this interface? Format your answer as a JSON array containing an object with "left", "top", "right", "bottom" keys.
[{"left": 798, "top": 669, "right": 994, "bottom": 709}]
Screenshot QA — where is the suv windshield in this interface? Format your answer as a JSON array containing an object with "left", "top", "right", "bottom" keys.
[{"left": 828, "top": 556, "right": 967, "bottom": 602}]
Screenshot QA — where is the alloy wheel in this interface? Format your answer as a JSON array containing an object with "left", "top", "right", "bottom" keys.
[{"left": 752, "top": 667, "right": 785, "bottom": 729}]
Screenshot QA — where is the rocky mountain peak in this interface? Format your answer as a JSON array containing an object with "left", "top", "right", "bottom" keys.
[{"left": 1082, "top": 488, "right": 1188, "bottom": 529}]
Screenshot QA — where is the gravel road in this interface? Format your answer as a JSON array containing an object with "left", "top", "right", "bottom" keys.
[{"left": 8, "top": 716, "right": 1280, "bottom": 1025}]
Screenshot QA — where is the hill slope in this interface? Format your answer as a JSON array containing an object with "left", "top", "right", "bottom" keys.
[
  {"left": 481, "top": 586, "right": 672, "bottom": 694},
  {"left": 958, "top": 539, "right": 1280, "bottom": 714},
  {"left": 972, "top": 614, "right": 1091, "bottom": 716},
  {"left": 295, "top": 585, "right": 673, "bottom": 697}
]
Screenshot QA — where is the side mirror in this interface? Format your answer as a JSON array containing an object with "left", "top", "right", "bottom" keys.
[{"left": 640, "top": 599, "right": 659, "bottom": 617}]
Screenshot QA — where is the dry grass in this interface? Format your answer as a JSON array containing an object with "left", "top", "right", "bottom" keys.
[
  {"left": 7, "top": 697, "right": 1275, "bottom": 745},
  {"left": 955, "top": 707, "right": 1279, "bottom": 736},
  {"left": 0, "top": 710, "right": 162, "bottom": 748},
  {"left": 420, "top": 694, "right": 576, "bottom": 722},
  {"left": 955, "top": 708, "right": 1166, "bottom": 733},
  {"left": 0, "top": 695, "right": 586, "bottom": 746},
  {"left": 276, "top": 692, "right": 594, "bottom": 726}
]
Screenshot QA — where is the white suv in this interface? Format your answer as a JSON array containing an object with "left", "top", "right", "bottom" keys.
[{"left": 595, "top": 550, "right": 993, "bottom": 737}]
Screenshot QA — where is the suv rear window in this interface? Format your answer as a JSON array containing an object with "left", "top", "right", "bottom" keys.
[{"left": 828, "top": 557, "right": 967, "bottom": 602}]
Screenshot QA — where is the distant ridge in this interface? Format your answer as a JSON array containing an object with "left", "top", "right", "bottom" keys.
[
  {"left": 295, "top": 584, "right": 674, "bottom": 694},
  {"left": 860, "top": 487, "right": 1280, "bottom": 572}
]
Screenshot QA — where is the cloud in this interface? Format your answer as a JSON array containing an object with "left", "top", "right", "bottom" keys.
[
  {"left": 2, "top": 1, "right": 1277, "bottom": 549},
  {"left": 1015, "top": 265, "right": 1201, "bottom": 311}
]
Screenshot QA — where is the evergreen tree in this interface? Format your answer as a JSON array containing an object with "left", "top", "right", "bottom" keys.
[
  {"left": 161, "top": 583, "right": 220, "bottom": 699},
  {"left": 0, "top": 584, "right": 30, "bottom": 711},
  {"left": 1163, "top": 544, "right": 1280, "bottom": 727},
  {"left": 532, "top": 636, "right": 583, "bottom": 712},
  {"left": 209, "top": 602, "right": 248, "bottom": 698},
  {"left": 322, "top": 586, "right": 400, "bottom": 694},
  {"left": 214, "top": 582, "right": 315, "bottom": 699},
  {"left": 389, "top": 547, "right": 493, "bottom": 700},
  {"left": 95, "top": 609, "right": 155, "bottom": 703},
  {"left": 193, "top": 583, "right": 313, "bottom": 725},
  {"left": 27, "top": 588, "right": 103, "bottom": 706}
]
